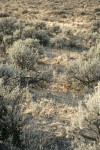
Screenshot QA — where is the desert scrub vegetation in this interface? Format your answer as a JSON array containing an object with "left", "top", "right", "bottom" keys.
[
  {"left": 0, "top": 64, "right": 20, "bottom": 78},
  {"left": 51, "top": 38, "right": 67, "bottom": 49},
  {"left": 0, "top": 17, "right": 16, "bottom": 35},
  {"left": 1, "top": 17, "right": 99, "bottom": 53},
  {"left": 0, "top": 17, "right": 23, "bottom": 52},
  {"left": 0, "top": 85, "right": 35, "bottom": 149},
  {"left": 0, "top": 62, "right": 53, "bottom": 149},
  {"left": 35, "top": 22, "right": 47, "bottom": 30},
  {"left": 21, "top": 26, "right": 35, "bottom": 39},
  {"left": 0, "top": 82, "right": 72, "bottom": 150},
  {"left": 70, "top": 82, "right": 100, "bottom": 149},
  {"left": 35, "top": 30, "right": 50, "bottom": 46},
  {"left": 0, "top": 76, "right": 99, "bottom": 150},
  {"left": 0, "top": 2, "right": 100, "bottom": 148},
  {"left": 48, "top": 24, "right": 62, "bottom": 36},
  {"left": 8, "top": 39, "right": 40, "bottom": 70},
  {"left": 0, "top": 64, "right": 21, "bottom": 91},
  {"left": 66, "top": 42, "right": 100, "bottom": 92},
  {"left": 92, "top": 20, "right": 100, "bottom": 32}
]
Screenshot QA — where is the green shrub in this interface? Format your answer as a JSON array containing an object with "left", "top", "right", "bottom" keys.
[
  {"left": 0, "top": 64, "right": 20, "bottom": 88},
  {"left": 91, "top": 25, "right": 99, "bottom": 32},
  {"left": 51, "top": 38, "right": 67, "bottom": 49},
  {"left": 83, "top": 42, "right": 100, "bottom": 59},
  {"left": 8, "top": 39, "right": 39, "bottom": 69},
  {"left": 13, "top": 29, "right": 22, "bottom": 40},
  {"left": 84, "top": 32, "right": 99, "bottom": 47},
  {"left": 0, "top": 33, "right": 5, "bottom": 53},
  {"left": 65, "top": 29, "right": 80, "bottom": 48},
  {"left": 21, "top": 26, "right": 35, "bottom": 39},
  {"left": 35, "top": 22, "right": 47, "bottom": 30},
  {"left": 35, "top": 30, "right": 50, "bottom": 46},
  {"left": 65, "top": 28, "right": 73, "bottom": 36},
  {"left": 0, "top": 64, "right": 20, "bottom": 78},
  {"left": 0, "top": 17, "right": 16, "bottom": 35},
  {"left": 48, "top": 25, "right": 62, "bottom": 35},
  {"left": 3, "top": 35, "right": 14, "bottom": 46},
  {"left": 93, "top": 20, "right": 100, "bottom": 29},
  {"left": 71, "top": 82, "right": 100, "bottom": 149},
  {"left": 66, "top": 43, "right": 100, "bottom": 91},
  {"left": 0, "top": 86, "right": 35, "bottom": 149}
]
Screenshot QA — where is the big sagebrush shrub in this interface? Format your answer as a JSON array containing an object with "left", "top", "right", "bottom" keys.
[
  {"left": 0, "top": 64, "right": 20, "bottom": 89},
  {"left": 70, "top": 82, "right": 100, "bottom": 149},
  {"left": 3, "top": 35, "right": 14, "bottom": 46},
  {"left": 51, "top": 38, "right": 67, "bottom": 49},
  {"left": 0, "top": 86, "right": 35, "bottom": 149},
  {"left": 66, "top": 43, "right": 100, "bottom": 91},
  {"left": 0, "top": 64, "right": 20, "bottom": 78},
  {"left": 21, "top": 26, "right": 35, "bottom": 39},
  {"left": 0, "top": 17, "right": 16, "bottom": 35},
  {"left": 35, "top": 22, "right": 47, "bottom": 30},
  {"left": 48, "top": 25, "right": 62, "bottom": 36},
  {"left": 35, "top": 30, "right": 50, "bottom": 46},
  {"left": 8, "top": 39, "right": 39, "bottom": 69}
]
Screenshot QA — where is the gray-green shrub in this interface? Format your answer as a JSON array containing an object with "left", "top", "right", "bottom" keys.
[
  {"left": 49, "top": 25, "right": 62, "bottom": 35},
  {"left": 35, "top": 30, "right": 50, "bottom": 46},
  {"left": 0, "top": 17, "right": 16, "bottom": 35},
  {"left": 51, "top": 38, "right": 67, "bottom": 49},
  {"left": 8, "top": 39, "right": 39, "bottom": 69},
  {"left": 66, "top": 42, "right": 100, "bottom": 91},
  {"left": 35, "top": 22, "right": 47, "bottom": 30},
  {"left": 21, "top": 26, "right": 35, "bottom": 39}
]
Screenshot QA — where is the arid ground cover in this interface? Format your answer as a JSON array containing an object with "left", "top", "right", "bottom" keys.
[{"left": 0, "top": 0, "right": 100, "bottom": 149}]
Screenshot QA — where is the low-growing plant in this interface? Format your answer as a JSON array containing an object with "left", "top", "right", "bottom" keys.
[
  {"left": 0, "top": 64, "right": 20, "bottom": 88},
  {"left": 21, "top": 26, "right": 35, "bottom": 39},
  {"left": 92, "top": 20, "right": 100, "bottom": 29},
  {"left": 49, "top": 25, "right": 62, "bottom": 35},
  {"left": 8, "top": 39, "right": 39, "bottom": 70},
  {"left": 3, "top": 35, "right": 14, "bottom": 46},
  {"left": 0, "top": 17, "right": 16, "bottom": 35},
  {"left": 35, "top": 30, "right": 50, "bottom": 46},
  {"left": 51, "top": 38, "right": 67, "bottom": 49},
  {"left": 70, "top": 82, "right": 100, "bottom": 149},
  {"left": 13, "top": 29, "right": 22, "bottom": 40},
  {"left": 65, "top": 29, "right": 78, "bottom": 48},
  {"left": 0, "top": 86, "right": 35, "bottom": 149},
  {"left": 0, "top": 64, "right": 20, "bottom": 78},
  {"left": 66, "top": 43, "right": 100, "bottom": 92},
  {"left": 35, "top": 22, "right": 47, "bottom": 30}
]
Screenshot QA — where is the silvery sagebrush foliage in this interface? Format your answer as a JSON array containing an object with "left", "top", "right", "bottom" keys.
[
  {"left": 66, "top": 42, "right": 100, "bottom": 91},
  {"left": 8, "top": 38, "right": 39, "bottom": 70}
]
